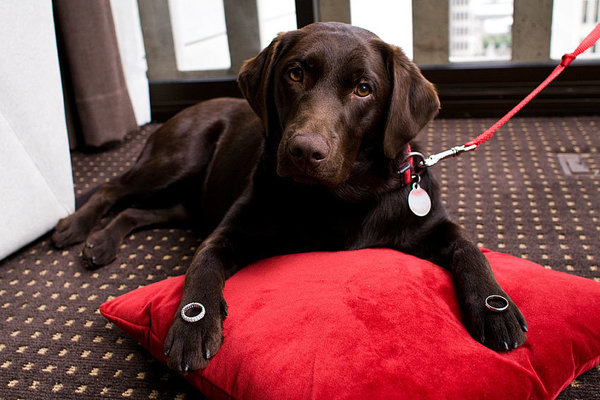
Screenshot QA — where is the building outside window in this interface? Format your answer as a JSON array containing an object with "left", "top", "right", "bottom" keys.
[{"left": 449, "top": 0, "right": 513, "bottom": 63}]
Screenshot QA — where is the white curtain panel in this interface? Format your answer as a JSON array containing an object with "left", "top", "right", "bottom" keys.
[
  {"left": 0, "top": 0, "right": 75, "bottom": 260},
  {"left": 111, "top": 0, "right": 151, "bottom": 126}
]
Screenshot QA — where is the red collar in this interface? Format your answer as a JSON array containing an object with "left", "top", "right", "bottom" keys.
[{"left": 397, "top": 144, "right": 415, "bottom": 185}]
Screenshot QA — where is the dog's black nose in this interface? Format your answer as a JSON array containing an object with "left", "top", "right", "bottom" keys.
[{"left": 288, "top": 134, "right": 330, "bottom": 169}]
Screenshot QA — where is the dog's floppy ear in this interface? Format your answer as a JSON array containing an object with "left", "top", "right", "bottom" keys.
[
  {"left": 237, "top": 36, "right": 280, "bottom": 128},
  {"left": 238, "top": 32, "right": 298, "bottom": 134},
  {"left": 382, "top": 45, "right": 440, "bottom": 159}
]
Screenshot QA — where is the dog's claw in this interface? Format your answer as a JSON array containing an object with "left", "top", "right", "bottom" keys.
[
  {"left": 503, "top": 341, "right": 509, "bottom": 351},
  {"left": 521, "top": 323, "right": 528, "bottom": 332},
  {"left": 205, "top": 349, "right": 211, "bottom": 359}
]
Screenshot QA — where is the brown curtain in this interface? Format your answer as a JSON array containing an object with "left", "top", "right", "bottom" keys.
[{"left": 53, "top": 0, "right": 138, "bottom": 148}]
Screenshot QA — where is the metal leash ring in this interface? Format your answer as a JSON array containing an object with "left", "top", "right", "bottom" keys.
[
  {"left": 485, "top": 295, "right": 509, "bottom": 312},
  {"left": 404, "top": 151, "right": 427, "bottom": 176},
  {"left": 181, "top": 302, "right": 206, "bottom": 323}
]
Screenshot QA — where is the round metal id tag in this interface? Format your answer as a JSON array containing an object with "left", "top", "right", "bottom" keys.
[{"left": 408, "top": 183, "right": 431, "bottom": 217}]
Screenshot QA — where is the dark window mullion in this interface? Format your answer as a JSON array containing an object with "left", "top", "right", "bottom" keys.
[{"left": 295, "top": 0, "right": 319, "bottom": 28}]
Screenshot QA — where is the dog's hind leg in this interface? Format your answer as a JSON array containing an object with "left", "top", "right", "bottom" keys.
[
  {"left": 52, "top": 165, "right": 181, "bottom": 249},
  {"left": 81, "top": 204, "right": 189, "bottom": 268},
  {"left": 53, "top": 116, "right": 221, "bottom": 249},
  {"left": 52, "top": 179, "right": 136, "bottom": 248}
]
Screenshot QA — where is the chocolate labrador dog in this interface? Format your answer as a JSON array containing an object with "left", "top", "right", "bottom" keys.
[{"left": 53, "top": 22, "right": 527, "bottom": 372}]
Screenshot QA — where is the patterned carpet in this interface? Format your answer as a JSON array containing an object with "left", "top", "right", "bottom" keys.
[{"left": 1, "top": 115, "right": 599, "bottom": 399}]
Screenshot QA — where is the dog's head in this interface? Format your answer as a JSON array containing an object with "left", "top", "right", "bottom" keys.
[{"left": 238, "top": 22, "right": 439, "bottom": 187}]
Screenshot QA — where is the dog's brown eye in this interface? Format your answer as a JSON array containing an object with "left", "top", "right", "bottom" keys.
[
  {"left": 288, "top": 68, "right": 303, "bottom": 83},
  {"left": 356, "top": 83, "right": 372, "bottom": 97}
]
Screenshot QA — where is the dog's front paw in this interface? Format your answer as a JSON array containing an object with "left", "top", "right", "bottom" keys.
[
  {"left": 163, "top": 296, "right": 228, "bottom": 372},
  {"left": 52, "top": 214, "right": 90, "bottom": 248},
  {"left": 463, "top": 291, "right": 528, "bottom": 351}
]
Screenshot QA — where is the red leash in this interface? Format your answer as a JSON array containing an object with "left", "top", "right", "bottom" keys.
[{"left": 421, "top": 22, "right": 600, "bottom": 169}]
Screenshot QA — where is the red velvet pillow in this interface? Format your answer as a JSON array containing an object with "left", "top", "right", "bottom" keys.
[{"left": 100, "top": 249, "right": 600, "bottom": 399}]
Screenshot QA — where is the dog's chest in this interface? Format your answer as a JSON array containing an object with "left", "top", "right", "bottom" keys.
[{"left": 279, "top": 192, "right": 371, "bottom": 251}]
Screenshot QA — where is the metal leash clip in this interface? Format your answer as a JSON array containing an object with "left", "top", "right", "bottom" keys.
[{"left": 420, "top": 144, "right": 478, "bottom": 168}]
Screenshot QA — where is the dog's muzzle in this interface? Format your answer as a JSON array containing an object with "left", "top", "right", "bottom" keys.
[{"left": 287, "top": 133, "right": 330, "bottom": 172}]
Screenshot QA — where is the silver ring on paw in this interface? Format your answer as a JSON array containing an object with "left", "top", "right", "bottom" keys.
[
  {"left": 485, "top": 295, "right": 509, "bottom": 312},
  {"left": 181, "top": 302, "right": 206, "bottom": 322}
]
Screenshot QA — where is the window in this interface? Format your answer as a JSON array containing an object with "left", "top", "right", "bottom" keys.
[
  {"left": 257, "top": 0, "right": 297, "bottom": 49},
  {"left": 449, "top": 0, "right": 514, "bottom": 63},
  {"left": 551, "top": 0, "right": 600, "bottom": 59},
  {"left": 169, "top": 0, "right": 231, "bottom": 71},
  {"left": 350, "top": 0, "right": 413, "bottom": 59},
  {"left": 168, "top": 0, "right": 297, "bottom": 72},
  {"left": 143, "top": 0, "right": 600, "bottom": 121}
]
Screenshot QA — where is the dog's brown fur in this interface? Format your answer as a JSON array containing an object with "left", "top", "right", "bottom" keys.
[{"left": 53, "top": 22, "right": 527, "bottom": 372}]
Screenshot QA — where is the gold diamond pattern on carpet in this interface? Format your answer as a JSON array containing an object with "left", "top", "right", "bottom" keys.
[{"left": 1, "top": 117, "right": 599, "bottom": 399}]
